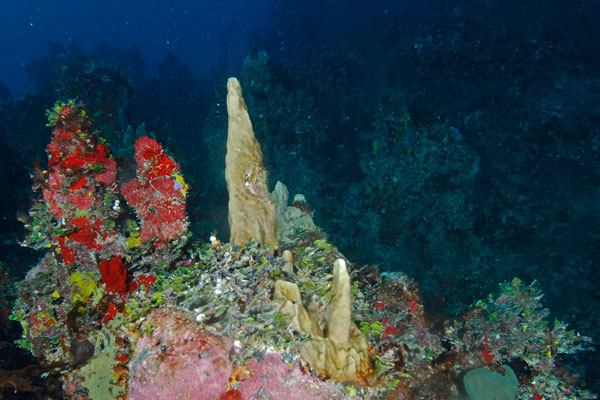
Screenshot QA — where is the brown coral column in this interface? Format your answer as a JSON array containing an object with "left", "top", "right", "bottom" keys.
[{"left": 225, "top": 77, "right": 279, "bottom": 253}]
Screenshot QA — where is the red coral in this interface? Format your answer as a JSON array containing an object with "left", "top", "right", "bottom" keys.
[
  {"left": 47, "top": 168, "right": 65, "bottom": 190},
  {"left": 70, "top": 176, "right": 86, "bottom": 191},
  {"left": 407, "top": 300, "right": 418, "bottom": 313},
  {"left": 38, "top": 102, "right": 122, "bottom": 268},
  {"left": 116, "top": 355, "right": 129, "bottom": 363},
  {"left": 68, "top": 217, "right": 101, "bottom": 250},
  {"left": 134, "top": 136, "right": 177, "bottom": 179},
  {"left": 42, "top": 188, "right": 64, "bottom": 218},
  {"left": 480, "top": 337, "right": 495, "bottom": 364},
  {"left": 103, "top": 303, "right": 119, "bottom": 323},
  {"left": 375, "top": 302, "right": 385, "bottom": 311},
  {"left": 66, "top": 193, "right": 93, "bottom": 210},
  {"left": 121, "top": 136, "right": 188, "bottom": 245},
  {"left": 220, "top": 389, "right": 243, "bottom": 400},
  {"left": 480, "top": 348, "right": 495, "bottom": 364},
  {"left": 383, "top": 325, "right": 404, "bottom": 338},
  {"left": 381, "top": 316, "right": 405, "bottom": 338},
  {"left": 136, "top": 275, "right": 157, "bottom": 292},
  {"left": 98, "top": 257, "right": 135, "bottom": 295},
  {"left": 56, "top": 236, "right": 76, "bottom": 266},
  {"left": 60, "top": 143, "right": 113, "bottom": 172},
  {"left": 96, "top": 157, "right": 117, "bottom": 186}
]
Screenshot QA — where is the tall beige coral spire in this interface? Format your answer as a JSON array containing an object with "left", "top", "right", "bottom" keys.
[{"left": 225, "top": 77, "right": 279, "bottom": 253}]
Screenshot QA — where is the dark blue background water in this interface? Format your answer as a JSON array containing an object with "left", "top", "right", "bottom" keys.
[
  {"left": 0, "top": 0, "right": 409, "bottom": 99},
  {"left": 0, "top": 0, "right": 273, "bottom": 98}
]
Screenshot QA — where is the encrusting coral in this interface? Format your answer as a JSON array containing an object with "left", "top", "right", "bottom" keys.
[
  {"left": 128, "top": 307, "right": 234, "bottom": 400},
  {"left": 225, "top": 77, "right": 279, "bottom": 253}
]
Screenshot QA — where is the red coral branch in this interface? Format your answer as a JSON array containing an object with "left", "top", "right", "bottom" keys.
[{"left": 121, "top": 136, "right": 188, "bottom": 245}]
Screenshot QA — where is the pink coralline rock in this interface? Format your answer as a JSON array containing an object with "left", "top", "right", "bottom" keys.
[
  {"left": 238, "top": 352, "right": 345, "bottom": 399},
  {"left": 128, "top": 307, "right": 233, "bottom": 400}
]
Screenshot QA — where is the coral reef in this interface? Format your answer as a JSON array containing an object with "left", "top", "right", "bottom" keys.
[
  {"left": 225, "top": 77, "right": 278, "bottom": 253},
  {"left": 129, "top": 306, "right": 348, "bottom": 400},
  {"left": 10, "top": 100, "right": 191, "bottom": 399},
  {"left": 445, "top": 278, "right": 595, "bottom": 400},
  {"left": 2, "top": 14, "right": 598, "bottom": 393},
  {"left": 8, "top": 85, "right": 596, "bottom": 399}
]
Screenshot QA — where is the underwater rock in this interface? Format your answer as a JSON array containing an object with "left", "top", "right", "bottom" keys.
[
  {"left": 301, "top": 259, "right": 372, "bottom": 384},
  {"left": 225, "top": 77, "right": 279, "bottom": 253},
  {"left": 463, "top": 365, "right": 518, "bottom": 400},
  {"left": 272, "top": 181, "right": 318, "bottom": 244},
  {"left": 237, "top": 352, "right": 345, "bottom": 399},
  {"left": 12, "top": 81, "right": 597, "bottom": 399},
  {"left": 128, "top": 307, "right": 233, "bottom": 400},
  {"left": 69, "top": 338, "right": 94, "bottom": 368}
]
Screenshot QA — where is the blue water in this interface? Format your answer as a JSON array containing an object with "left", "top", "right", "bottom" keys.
[{"left": 0, "top": 0, "right": 271, "bottom": 98}]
